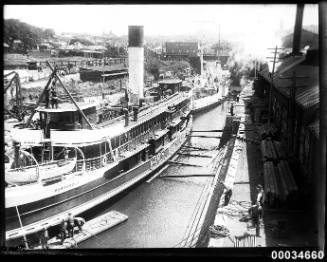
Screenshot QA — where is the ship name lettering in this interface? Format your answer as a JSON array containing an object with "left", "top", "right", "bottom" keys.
[{"left": 55, "top": 182, "right": 78, "bottom": 193}]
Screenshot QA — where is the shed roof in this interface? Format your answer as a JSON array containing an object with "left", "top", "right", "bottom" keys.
[
  {"left": 274, "top": 65, "right": 319, "bottom": 109},
  {"left": 259, "top": 55, "right": 319, "bottom": 110}
]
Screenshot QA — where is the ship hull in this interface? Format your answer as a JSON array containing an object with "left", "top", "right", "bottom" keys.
[
  {"left": 6, "top": 161, "right": 149, "bottom": 231},
  {"left": 6, "top": 117, "right": 192, "bottom": 241},
  {"left": 192, "top": 96, "right": 225, "bottom": 114}
]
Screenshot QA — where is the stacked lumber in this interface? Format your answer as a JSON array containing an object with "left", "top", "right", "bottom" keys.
[
  {"left": 257, "top": 123, "right": 279, "bottom": 139},
  {"left": 273, "top": 141, "right": 287, "bottom": 160},
  {"left": 277, "top": 161, "right": 299, "bottom": 205},
  {"left": 261, "top": 139, "right": 278, "bottom": 161},
  {"left": 263, "top": 162, "right": 280, "bottom": 207}
]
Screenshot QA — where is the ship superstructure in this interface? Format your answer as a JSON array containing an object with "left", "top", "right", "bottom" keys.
[{"left": 188, "top": 60, "right": 230, "bottom": 113}]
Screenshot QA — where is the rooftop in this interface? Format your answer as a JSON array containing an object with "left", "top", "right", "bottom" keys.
[{"left": 259, "top": 55, "right": 319, "bottom": 110}]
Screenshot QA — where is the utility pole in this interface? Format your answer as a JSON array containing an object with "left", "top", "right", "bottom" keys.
[
  {"left": 279, "top": 73, "right": 308, "bottom": 153},
  {"left": 218, "top": 24, "right": 221, "bottom": 61},
  {"left": 268, "top": 46, "right": 278, "bottom": 121}
]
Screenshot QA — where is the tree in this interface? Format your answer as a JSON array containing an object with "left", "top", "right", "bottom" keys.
[
  {"left": 118, "top": 46, "right": 127, "bottom": 55},
  {"left": 43, "top": 28, "right": 55, "bottom": 39},
  {"left": 105, "top": 44, "right": 125, "bottom": 57},
  {"left": 4, "top": 19, "right": 56, "bottom": 52},
  {"left": 145, "top": 57, "right": 160, "bottom": 80}
]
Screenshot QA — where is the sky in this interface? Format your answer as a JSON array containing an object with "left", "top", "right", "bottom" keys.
[
  {"left": 4, "top": 4, "right": 318, "bottom": 36},
  {"left": 4, "top": 4, "right": 318, "bottom": 61}
]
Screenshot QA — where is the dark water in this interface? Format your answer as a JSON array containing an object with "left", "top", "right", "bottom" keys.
[{"left": 78, "top": 101, "right": 233, "bottom": 248}]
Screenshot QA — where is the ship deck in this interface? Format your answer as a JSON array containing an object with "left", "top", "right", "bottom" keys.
[{"left": 9, "top": 92, "right": 191, "bottom": 147}]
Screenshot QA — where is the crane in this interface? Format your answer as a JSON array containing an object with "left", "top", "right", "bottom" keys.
[{"left": 4, "top": 71, "right": 26, "bottom": 121}]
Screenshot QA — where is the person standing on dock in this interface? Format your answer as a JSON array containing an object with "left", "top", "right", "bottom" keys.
[
  {"left": 39, "top": 227, "right": 49, "bottom": 249},
  {"left": 255, "top": 184, "right": 264, "bottom": 224},
  {"left": 59, "top": 219, "right": 68, "bottom": 244},
  {"left": 249, "top": 204, "right": 261, "bottom": 237},
  {"left": 67, "top": 213, "right": 75, "bottom": 238},
  {"left": 219, "top": 181, "right": 233, "bottom": 206}
]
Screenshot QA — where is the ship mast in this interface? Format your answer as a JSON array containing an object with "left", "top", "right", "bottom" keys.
[{"left": 217, "top": 24, "right": 220, "bottom": 62}]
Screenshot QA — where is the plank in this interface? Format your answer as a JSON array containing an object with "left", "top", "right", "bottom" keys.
[{"left": 33, "top": 211, "right": 128, "bottom": 249}]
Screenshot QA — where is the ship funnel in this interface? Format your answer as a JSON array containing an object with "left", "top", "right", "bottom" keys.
[{"left": 128, "top": 25, "right": 144, "bottom": 106}]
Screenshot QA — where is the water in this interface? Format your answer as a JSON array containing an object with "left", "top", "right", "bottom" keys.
[{"left": 78, "top": 101, "right": 233, "bottom": 248}]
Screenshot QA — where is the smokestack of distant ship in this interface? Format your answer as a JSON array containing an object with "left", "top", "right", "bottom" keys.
[{"left": 128, "top": 25, "right": 144, "bottom": 106}]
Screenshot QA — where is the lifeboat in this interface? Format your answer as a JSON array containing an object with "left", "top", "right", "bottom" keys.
[{"left": 5, "top": 158, "right": 77, "bottom": 185}]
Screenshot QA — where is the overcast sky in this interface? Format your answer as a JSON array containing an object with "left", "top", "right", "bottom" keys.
[
  {"left": 4, "top": 4, "right": 318, "bottom": 36},
  {"left": 4, "top": 4, "right": 318, "bottom": 60}
]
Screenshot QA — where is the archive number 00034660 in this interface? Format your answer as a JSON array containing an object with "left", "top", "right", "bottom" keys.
[{"left": 271, "top": 250, "right": 324, "bottom": 260}]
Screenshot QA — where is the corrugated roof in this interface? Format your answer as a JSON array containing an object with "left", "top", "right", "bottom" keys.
[
  {"left": 274, "top": 65, "right": 319, "bottom": 109},
  {"left": 295, "top": 84, "right": 319, "bottom": 109},
  {"left": 274, "top": 55, "right": 305, "bottom": 75},
  {"left": 259, "top": 55, "right": 319, "bottom": 110},
  {"left": 258, "top": 55, "right": 305, "bottom": 82}
]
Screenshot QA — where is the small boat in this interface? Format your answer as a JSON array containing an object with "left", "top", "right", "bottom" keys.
[
  {"left": 33, "top": 210, "right": 128, "bottom": 249},
  {"left": 5, "top": 158, "right": 77, "bottom": 185}
]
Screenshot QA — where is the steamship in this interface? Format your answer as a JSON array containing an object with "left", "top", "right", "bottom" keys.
[
  {"left": 191, "top": 60, "right": 229, "bottom": 113},
  {"left": 5, "top": 26, "right": 193, "bottom": 243}
]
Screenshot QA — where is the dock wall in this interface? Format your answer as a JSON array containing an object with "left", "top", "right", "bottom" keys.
[{"left": 195, "top": 115, "right": 240, "bottom": 247}]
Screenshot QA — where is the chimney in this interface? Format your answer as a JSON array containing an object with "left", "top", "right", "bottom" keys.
[
  {"left": 128, "top": 25, "right": 144, "bottom": 106},
  {"left": 292, "top": 4, "right": 304, "bottom": 55}
]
